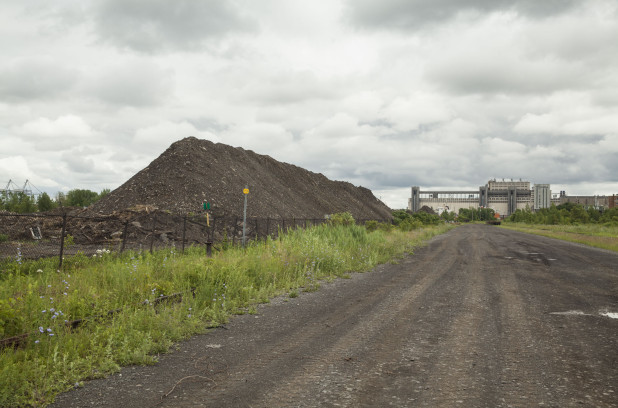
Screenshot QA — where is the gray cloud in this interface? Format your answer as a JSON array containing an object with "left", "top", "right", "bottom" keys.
[
  {"left": 84, "top": 61, "right": 174, "bottom": 107},
  {"left": 344, "top": 0, "right": 580, "bottom": 30},
  {"left": 426, "top": 56, "right": 586, "bottom": 96},
  {"left": 92, "top": 0, "right": 257, "bottom": 53},
  {"left": 0, "top": 58, "right": 77, "bottom": 101},
  {"left": 241, "top": 71, "right": 341, "bottom": 105}
]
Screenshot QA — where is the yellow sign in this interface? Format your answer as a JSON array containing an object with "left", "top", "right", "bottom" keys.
[{"left": 243, "top": 188, "right": 250, "bottom": 194}]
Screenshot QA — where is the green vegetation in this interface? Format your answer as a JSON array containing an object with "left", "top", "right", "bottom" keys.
[
  {"left": 507, "top": 203, "right": 618, "bottom": 226},
  {"left": 63, "top": 189, "right": 100, "bottom": 208},
  {"left": 500, "top": 223, "right": 618, "bottom": 252},
  {"left": 0, "top": 217, "right": 453, "bottom": 407},
  {"left": 0, "top": 192, "right": 37, "bottom": 213},
  {"left": 1, "top": 188, "right": 110, "bottom": 213},
  {"left": 327, "top": 211, "right": 355, "bottom": 226},
  {"left": 502, "top": 203, "right": 618, "bottom": 252},
  {"left": 36, "top": 193, "right": 55, "bottom": 212},
  {"left": 457, "top": 207, "right": 496, "bottom": 222},
  {"left": 392, "top": 209, "right": 442, "bottom": 229}
]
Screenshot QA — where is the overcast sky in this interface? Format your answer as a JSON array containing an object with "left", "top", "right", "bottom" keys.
[{"left": 1, "top": 0, "right": 617, "bottom": 209}]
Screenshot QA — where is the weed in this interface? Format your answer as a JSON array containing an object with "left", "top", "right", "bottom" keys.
[
  {"left": 0, "top": 222, "right": 454, "bottom": 406},
  {"left": 500, "top": 223, "right": 618, "bottom": 252}
]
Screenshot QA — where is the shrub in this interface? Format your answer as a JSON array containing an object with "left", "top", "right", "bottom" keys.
[
  {"left": 364, "top": 220, "right": 379, "bottom": 232},
  {"left": 398, "top": 218, "right": 423, "bottom": 231},
  {"left": 328, "top": 212, "right": 355, "bottom": 226}
]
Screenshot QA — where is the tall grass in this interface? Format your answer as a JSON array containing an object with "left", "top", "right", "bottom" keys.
[
  {"left": 500, "top": 223, "right": 618, "bottom": 252},
  {"left": 0, "top": 223, "right": 452, "bottom": 406}
]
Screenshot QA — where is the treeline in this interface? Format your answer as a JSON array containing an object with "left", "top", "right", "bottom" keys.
[
  {"left": 507, "top": 203, "right": 618, "bottom": 225},
  {"left": 391, "top": 207, "right": 497, "bottom": 228},
  {"left": 0, "top": 188, "right": 110, "bottom": 213}
]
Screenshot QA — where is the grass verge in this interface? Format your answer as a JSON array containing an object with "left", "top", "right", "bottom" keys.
[
  {"left": 500, "top": 223, "right": 618, "bottom": 252},
  {"left": 0, "top": 223, "right": 453, "bottom": 407}
]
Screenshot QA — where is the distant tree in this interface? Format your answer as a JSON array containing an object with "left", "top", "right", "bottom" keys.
[
  {"left": 557, "top": 202, "right": 577, "bottom": 211},
  {"left": 37, "top": 192, "right": 55, "bottom": 212},
  {"left": 65, "top": 189, "right": 100, "bottom": 207},
  {"left": 600, "top": 207, "right": 618, "bottom": 224},
  {"left": 55, "top": 192, "right": 66, "bottom": 207},
  {"left": 3, "top": 192, "right": 37, "bottom": 213},
  {"left": 570, "top": 205, "right": 589, "bottom": 224},
  {"left": 98, "top": 188, "right": 111, "bottom": 200},
  {"left": 587, "top": 206, "right": 600, "bottom": 223}
]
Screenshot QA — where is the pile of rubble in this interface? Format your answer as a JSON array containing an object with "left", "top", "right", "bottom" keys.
[{"left": 89, "top": 137, "right": 392, "bottom": 220}]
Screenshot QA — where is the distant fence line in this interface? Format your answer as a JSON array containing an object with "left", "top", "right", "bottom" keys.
[{"left": 0, "top": 212, "right": 388, "bottom": 268}]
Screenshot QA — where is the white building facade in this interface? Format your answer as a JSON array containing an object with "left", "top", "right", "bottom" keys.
[{"left": 409, "top": 179, "right": 560, "bottom": 216}]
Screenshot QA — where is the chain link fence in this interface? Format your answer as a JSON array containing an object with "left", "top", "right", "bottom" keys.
[{"left": 0, "top": 212, "right": 385, "bottom": 268}]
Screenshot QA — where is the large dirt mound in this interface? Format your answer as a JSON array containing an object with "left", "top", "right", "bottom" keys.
[{"left": 89, "top": 137, "right": 391, "bottom": 220}]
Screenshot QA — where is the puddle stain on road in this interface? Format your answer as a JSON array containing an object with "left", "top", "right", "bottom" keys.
[{"left": 549, "top": 310, "right": 618, "bottom": 319}]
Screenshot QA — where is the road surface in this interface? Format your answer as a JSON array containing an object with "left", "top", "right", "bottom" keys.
[{"left": 51, "top": 224, "right": 618, "bottom": 407}]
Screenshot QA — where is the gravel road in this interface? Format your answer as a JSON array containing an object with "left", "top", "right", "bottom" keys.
[{"left": 51, "top": 224, "right": 618, "bottom": 407}]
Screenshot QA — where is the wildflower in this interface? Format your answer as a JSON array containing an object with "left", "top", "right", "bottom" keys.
[
  {"left": 49, "top": 333, "right": 54, "bottom": 336},
  {"left": 63, "top": 292, "right": 68, "bottom": 296},
  {"left": 35, "top": 340, "right": 40, "bottom": 344},
  {"left": 36, "top": 269, "right": 43, "bottom": 273},
  {"left": 42, "top": 310, "right": 46, "bottom": 313},
  {"left": 48, "top": 285, "right": 51, "bottom": 288},
  {"left": 47, "top": 328, "right": 52, "bottom": 332},
  {"left": 50, "top": 308, "right": 55, "bottom": 313},
  {"left": 39, "top": 327, "right": 44, "bottom": 333}
]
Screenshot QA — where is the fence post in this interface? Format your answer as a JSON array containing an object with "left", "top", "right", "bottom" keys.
[
  {"left": 181, "top": 215, "right": 187, "bottom": 254},
  {"left": 120, "top": 221, "right": 129, "bottom": 253},
  {"left": 58, "top": 213, "right": 67, "bottom": 269},
  {"left": 149, "top": 214, "right": 157, "bottom": 254}
]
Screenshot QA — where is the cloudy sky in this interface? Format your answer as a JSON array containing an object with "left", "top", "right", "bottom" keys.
[{"left": 1, "top": 0, "right": 617, "bottom": 208}]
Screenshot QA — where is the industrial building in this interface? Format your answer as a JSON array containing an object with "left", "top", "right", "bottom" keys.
[
  {"left": 409, "top": 179, "right": 560, "bottom": 216},
  {"left": 558, "top": 195, "right": 611, "bottom": 210}
]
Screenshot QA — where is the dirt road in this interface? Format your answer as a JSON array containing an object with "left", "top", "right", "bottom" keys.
[{"left": 51, "top": 224, "right": 618, "bottom": 407}]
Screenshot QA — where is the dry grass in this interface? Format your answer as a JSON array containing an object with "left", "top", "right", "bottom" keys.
[{"left": 501, "top": 223, "right": 618, "bottom": 252}]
